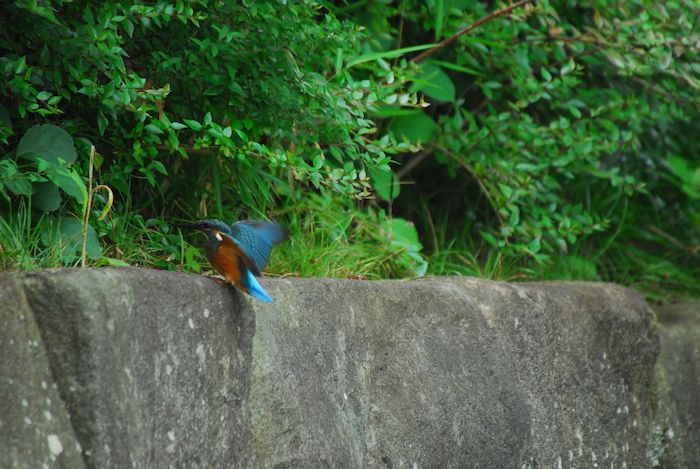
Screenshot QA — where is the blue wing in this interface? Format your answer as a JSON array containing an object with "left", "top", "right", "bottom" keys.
[{"left": 230, "top": 220, "right": 289, "bottom": 275}]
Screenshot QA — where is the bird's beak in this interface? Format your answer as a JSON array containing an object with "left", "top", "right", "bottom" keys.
[{"left": 173, "top": 221, "right": 201, "bottom": 231}]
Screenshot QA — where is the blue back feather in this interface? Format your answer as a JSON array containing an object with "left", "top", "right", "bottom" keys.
[{"left": 230, "top": 220, "right": 289, "bottom": 274}]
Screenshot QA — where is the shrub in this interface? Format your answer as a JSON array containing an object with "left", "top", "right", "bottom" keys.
[
  {"left": 338, "top": 0, "right": 700, "bottom": 295},
  {"left": 0, "top": 0, "right": 424, "bottom": 273}
]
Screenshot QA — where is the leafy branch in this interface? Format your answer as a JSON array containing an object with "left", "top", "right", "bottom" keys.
[{"left": 412, "top": 0, "right": 537, "bottom": 63}]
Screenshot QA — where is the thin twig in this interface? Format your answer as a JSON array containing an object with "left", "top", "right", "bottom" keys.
[
  {"left": 412, "top": 0, "right": 536, "bottom": 63},
  {"left": 396, "top": 150, "right": 430, "bottom": 179},
  {"left": 394, "top": 0, "right": 407, "bottom": 56}
]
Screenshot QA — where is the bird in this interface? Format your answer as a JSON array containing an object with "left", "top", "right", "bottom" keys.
[{"left": 174, "top": 219, "right": 289, "bottom": 302}]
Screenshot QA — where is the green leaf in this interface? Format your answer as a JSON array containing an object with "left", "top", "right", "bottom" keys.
[
  {"left": 150, "top": 161, "right": 168, "bottom": 175},
  {"left": 123, "top": 19, "right": 135, "bottom": 37},
  {"left": 668, "top": 156, "right": 690, "bottom": 181},
  {"left": 347, "top": 43, "right": 437, "bottom": 68},
  {"left": 99, "top": 257, "right": 131, "bottom": 267},
  {"left": 3, "top": 176, "right": 32, "bottom": 196},
  {"left": 14, "top": 56, "right": 27, "bottom": 74},
  {"left": 97, "top": 112, "right": 108, "bottom": 136},
  {"left": 145, "top": 124, "right": 164, "bottom": 135},
  {"left": 560, "top": 59, "right": 576, "bottom": 76},
  {"left": 541, "top": 68, "right": 552, "bottom": 82},
  {"left": 434, "top": 0, "right": 446, "bottom": 40},
  {"left": 16, "top": 2, "right": 60, "bottom": 24},
  {"left": 184, "top": 119, "right": 203, "bottom": 131},
  {"left": 389, "top": 112, "right": 436, "bottom": 143},
  {"left": 370, "top": 167, "right": 400, "bottom": 201},
  {"left": 56, "top": 217, "right": 102, "bottom": 261},
  {"left": 429, "top": 59, "right": 482, "bottom": 76},
  {"left": 46, "top": 167, "right": 87, "bottom": 204},
  {"left": 334, "top": 48, "right": 343, "bottom": 76},
  {"left": 371, "top": 107, "right": 425, "bottom": 118},
  {"left": 603, "top": 49, "right": 626, "bottom": 69},
  {"left": 481, "top": 231, "right": 499, "bottom": 246},
  {"left": 380, "top": 217, "right": 422, "bottom": 250},
  {"left": 0, "top": 160, "right": 17, "bottom": 178},
  {"left": 32, "top": 182, "right": 62, "bottom": 211},
  {"left": 681, "top": 184, "right": 700, "bottom": 199},
  {"left": 378, "top": 216, "right": 428, "bottom": 276},
  {"left": 410, "top": 64, "right": 455, "bottom": 102},
  {"left": 692, "top": 168, "right": 700, "bottom": 188},
  {"left": 17, "top": 124, "right": 77, "bottom": 166}
]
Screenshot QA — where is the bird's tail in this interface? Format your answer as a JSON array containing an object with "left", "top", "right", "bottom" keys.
[{"left": 244, "top": 269, "right": 273, "bottom": 302}]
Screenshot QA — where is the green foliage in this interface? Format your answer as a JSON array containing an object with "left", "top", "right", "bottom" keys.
[
  {"left": 266, "top": 193, "right": 426, "bottom": 279},
  {"left": 0, "top": 0, "right": 427, "bottom": 276},
  {"left": 0, "top": 203, "right": 77, "bottom": 269},
  {"left": 0, "top": 0, "right": 405, "bottom": 200},
  {"left": 667, "top": 156, "right": 700, "bottom": 200},
  {"left": 338, "top": 0, "right": 700, "bottom": 298},
  {"left": 1, "top": 0, "right": 698, "bottom": 300}
]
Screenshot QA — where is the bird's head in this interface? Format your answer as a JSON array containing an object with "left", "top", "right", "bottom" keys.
[{"left": 174, "top": 219, "right": 231, "bottom": 247}]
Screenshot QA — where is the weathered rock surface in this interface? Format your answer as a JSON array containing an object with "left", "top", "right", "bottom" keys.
[
  {"left": 0, "top": 268, "right": 697, "bottom": 468},
  {"left": 654, "top": 301, "right": 700, "bottom": 468},
  {"left": 1, "top": 268, "right": 255, "bottom": 469}
]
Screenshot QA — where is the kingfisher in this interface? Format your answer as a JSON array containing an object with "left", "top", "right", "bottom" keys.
[{"left": 175, "top": 219, "right": 289, "bottom": 302}]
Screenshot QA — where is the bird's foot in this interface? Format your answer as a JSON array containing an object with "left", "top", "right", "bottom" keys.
[{"left": 207, "top": 275, "right": 228, "bottom": 286}]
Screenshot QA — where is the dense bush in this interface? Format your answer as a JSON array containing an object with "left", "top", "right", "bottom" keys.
[
  {"left": 1, "top": 1, "right": 698, "bottom": 298},
  {"left": 340, "top": 0, "right": 700, "bottom": 296},
  {"left": 0, "top": 0, "right": 423, "bottom": 273}
]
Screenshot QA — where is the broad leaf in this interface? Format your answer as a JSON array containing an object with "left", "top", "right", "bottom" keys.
[
  {"left": 370, "top": 167, "right": 400, "bottom": 201},
  {"left": 17, "top": 124, "right": 77, "bottom": 166},
  {"left": 381, "top": 217, "right": 423, "bottom": 250},
  {"left": 46, "top": 167, "right": 87, "bottom": 204},
  {"left": 411, "top": 64, "right": 455, "bottom": 102},
  {"left": 56, "top": 217, "right": 102, "bottom": 261},
  {"left": 389, "top": 112, "right": 436, "bottom": 143},
  {"left": 379, "top": 217, "right": 427, "bottom": 276},
  {"left": 668, "top": 156, "right": 690, "bottom": 181},
  {"left": 32, "top": 182, "right": 62, "bottom": 211},
  {"left": 3, "top": 176, "right": 32, "bottom": 196}
]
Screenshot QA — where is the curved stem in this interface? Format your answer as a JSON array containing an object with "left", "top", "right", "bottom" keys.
[{"left": 81, "top": 146, "right": 96, "bottom": 267}]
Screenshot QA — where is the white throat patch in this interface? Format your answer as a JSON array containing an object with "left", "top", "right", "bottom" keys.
[{"left": 214, "top": 232, "right": 223, "bottom": 241}]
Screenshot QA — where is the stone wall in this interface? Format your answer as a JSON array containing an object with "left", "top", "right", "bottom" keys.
[{"left": 0, "top": 268, "right": 697, "bottom": 468}]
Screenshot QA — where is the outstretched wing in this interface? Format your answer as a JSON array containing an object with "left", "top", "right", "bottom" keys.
[{"left": 230, "top": 220, "right": 290, "bottom": 274}]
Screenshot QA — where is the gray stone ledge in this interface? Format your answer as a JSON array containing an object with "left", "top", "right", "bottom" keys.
[{"left": 0, "top": 268, "right": 697, "bottom": 468}]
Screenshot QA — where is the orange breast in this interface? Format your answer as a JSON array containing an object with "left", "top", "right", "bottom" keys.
[{"left": 207, "top": 233, "right": 249, "bottom": 293}]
